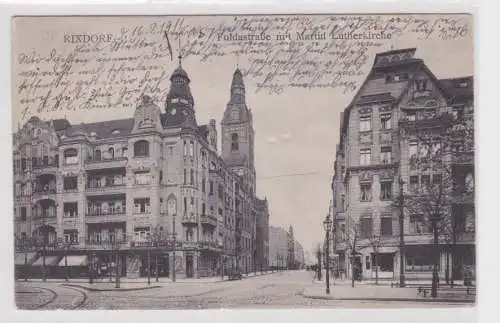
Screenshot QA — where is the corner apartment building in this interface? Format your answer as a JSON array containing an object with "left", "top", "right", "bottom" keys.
[
  {"left": 330, "top": 48, "right": 474, "bottom": 281},
  {"left": 13, "top": 62, "right": 270, "bottom": 279}
]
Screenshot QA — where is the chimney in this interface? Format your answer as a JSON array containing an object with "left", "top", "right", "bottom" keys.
[{"left": 209, "top": 119, "right": 218, "bottom": 152}]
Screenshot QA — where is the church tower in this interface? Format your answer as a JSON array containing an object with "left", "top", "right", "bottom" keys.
[
  {"left": 221, "top": 68, "right": 256, "bottom": 196},
  {"left": 164, "top": 54, "right": 197, "bottom": 129}
]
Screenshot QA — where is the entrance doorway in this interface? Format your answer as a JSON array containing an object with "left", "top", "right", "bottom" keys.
[{"left": 186, "top": 255, "right": 194, "bottom": 278}]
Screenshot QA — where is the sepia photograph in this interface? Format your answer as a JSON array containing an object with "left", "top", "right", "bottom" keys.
[{"left": 10, "top": 13, "right": 475, "bottom": 310}]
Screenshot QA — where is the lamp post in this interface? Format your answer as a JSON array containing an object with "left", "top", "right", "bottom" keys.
[
  {"left": 115, "top": 240, "right": 120, "bottom": 289},
  {"left": 64, "top": 243, "right": 69, "bottom": 282},
  {"left": 167, "top": 196, "right": 177, "bottom": 282},
  {"left": 323, "top": 216, "right": 332, "bottom": 295}
]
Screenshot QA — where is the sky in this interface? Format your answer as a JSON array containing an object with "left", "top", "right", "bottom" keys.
[{"left": 11, "top": 14, "right": 473, "bottom": 254}]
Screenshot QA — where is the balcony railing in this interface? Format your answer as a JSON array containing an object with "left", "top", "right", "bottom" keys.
[
  {"left": 85, "top": 209, "right": 127, "bottom": 222},
  {"left": 181, "top": 213, "right": 198, "bottom": 225},
  {"left": 200, "top": 214, "right": 217, "bottom": 227},
  {"left": 85, "top": 157, "right": 127, "bottom": 170},
  {"left": 86, "top": 184, "right": 126, "bottom": 195},
  {"left": 32, "top": 188, "right": 57, "bottom": 199}
]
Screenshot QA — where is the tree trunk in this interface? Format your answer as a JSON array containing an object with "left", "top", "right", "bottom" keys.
[
  {"left": 431, "top": 219, "right": 439, "bottom": 298},
  {"left": 445, "top": 243, "right": 450, "bottom": 285}
]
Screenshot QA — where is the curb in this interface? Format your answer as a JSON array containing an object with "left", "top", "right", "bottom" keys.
[
  {"left": 61, "top": 283, "right": 162, "bottom": 292},
  {"left": 301, "top": 293, "right": 475, "bottom": 304}
]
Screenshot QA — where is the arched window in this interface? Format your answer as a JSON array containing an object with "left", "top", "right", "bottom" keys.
[
  {"left": 134, "top": 140, "right": 150, "bottom": 157},
  {"left": 94, "top": 149, "right": 101, "bottom": 161},
  {"left": 63, "top": 148, "right": 78, "bottom": 165},
  {"left": 231, "top": 133, "right": 239, "bottom": 151},
  {"left": 189, "top": 141, "right": 194, "bottom": 156},
  {"left": 108, "top": 147, "right": 114, "bottom": 159}
]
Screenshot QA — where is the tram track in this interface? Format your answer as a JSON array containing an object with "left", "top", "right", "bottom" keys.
[{"left": 24, "top": 285, "right": 88, "bottom": 310}]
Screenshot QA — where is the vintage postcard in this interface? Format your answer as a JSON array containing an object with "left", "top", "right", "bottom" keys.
[{"left": 11, "top": 14, "right": 474, "bottom": 309}]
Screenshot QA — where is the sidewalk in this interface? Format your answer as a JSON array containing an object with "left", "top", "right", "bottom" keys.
[
  {"left": 17, "top": 270, "right": 277, "bottom": 289},
  {"left": 303, "top": 281, "right": 476, "bottom": 304}
]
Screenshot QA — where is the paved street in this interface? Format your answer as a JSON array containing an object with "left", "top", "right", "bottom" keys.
[{"left": 15, "top": 270, "right": 471, "bottom": 309}]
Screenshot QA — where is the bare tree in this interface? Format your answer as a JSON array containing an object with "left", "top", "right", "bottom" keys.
[
  {"left": 368, "top": 233, "right": 382, "bottom": 285},
  {"left": 398, "top": 109, "right": 474, "bottom": 298},
  {"left": 345, "top": 215, "right": 360, "bottom": 288}
]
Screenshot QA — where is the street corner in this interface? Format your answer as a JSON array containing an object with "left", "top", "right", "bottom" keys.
[{"left": 60, "top": 282, "right": 162, "bottom": 292}]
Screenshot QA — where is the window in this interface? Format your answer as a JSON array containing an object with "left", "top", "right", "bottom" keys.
[
  {"left": 94, "top": 149, "right": 102, "bottom": 161},
  {"left": 415, "top": 79, "right": 428, "bottom": 91},
  {"left": 231, "top": 133, "right": 239, "bottom": 151},
  {"left": 406, "top": 112, "right": 416, "bottom": 121},
  {"left": 366, "top": 256, "right": 371, "bottom": 270},
  {"left": 134, "top": 198, "right": 151, "bottom": 214},
  {"left": 202, "top": 178, "right": 206, "bottom": 193},
  {"left": 134, "top": 227, "right": 150, "bottom": 242},
  {"left": 380, "top": 217, "right": 393, "bottom": 236},
  {"left": 64, "top": 230, "right": 79, "bottom": 243},
  {"left": 421, "top": 175, "right": 431, "bottom": 191},
  {"left": 108, "top": 147, "right": 114, "bottom": 159},
  {"left": 410, "top": 215, "right": 429, "bottom": 234},
  {"left": 189, "top": 141, "right": 195, "bottom": 156},
  {"left": 409, "top": 142, "right": 418, "bottom": 159},
  {"left": 20, "top": 207, "right": 27, "bottom": 222},
  {"left": 380, "top": 182, "right": 392, "bottom": 200},
  {"left": 190, "top": 169, "right": 194, "bottom": 185},
  {"left": 209, "top": 180, "right": 214, "bottom": 195},
  {"left": 432, "top": 174, "right": 442, "bottom": 187},
  {"left": 465, "top": 172, "right": 474, "bottom": 192},
  {"left": 430, "top": 142, "right": 441, "bottom": 158},
  {"left": 359, "top": 116, "right": 371, "bottom": 132},
  {"left": 63, "top": 202, "right": 78, "bottom": 217},
  {"left": 410, "top": 176, "right": 419, "bottom": 192},
  {"left": 183, "top": 169, "right": 187, "bottom": 185},
  {"left": 159, "top": 171, "right": 163, "bottom": 184},
  {"left": 134, "top": 140, "right": 149, "bottom": 157},
  {"left": 380, "top": 147, "right": 392, "bottom": 164},
  {"left": 360, "top": 183, "right": 372, "bottom": 201},
  {"left": 360, "top": 148, "right": 371, "bottom": 165},
  {"left": 202, "top": 203, "right": 206, "bottom": 215},
  {"left": 63, "top": 148, "right": 78, "bottom": 165},
  {"left": 419, "top": 143, "right": 430, "bottom": 159},
  {"left": 135, "top": 172, "right": 151, "bottom": 185},
  {"left": 122, "top": 147, "right": 128, "bottom": 158},
  {"left": 63, "top": 177, "right": 78, "bottom": 190},
  {"left": 381, "top": 114, "right": 391, "bottom": 130},
  {"left": 359, "top": 217, "right": 373, "bottom": 238}
]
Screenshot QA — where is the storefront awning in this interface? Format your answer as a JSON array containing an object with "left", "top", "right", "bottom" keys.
[
  {"left": 57, "top": 255, "right": 88, "bottom": 267},
  {"left": 32, "top": 256, "right": 60, "bottom": 266},
  {"left": 375, "top": 246, "right": 399, "bottom": 254},
  {"left": 15, "top": 252, "right": 37, "bottom": 265}
]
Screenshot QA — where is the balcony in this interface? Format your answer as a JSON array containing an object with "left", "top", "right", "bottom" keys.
[
  {"left": 380, "top": 130, "right": 392, "bottom": 143},
  {"left": 32, "top": 188, "right": 57, "bottom": 201},
  {"left": 85, "top": 157, "right": 127, "bottom": 170},
  {"left": 334, "top": 211, "right": 345, "bottom": 220},
  {"left": 452, "top": 151, "right": 474, "bottom": 166},
  {"left": 32, "top": 162, "right": 58, "bottom": 175},
  {"left": 359, "top": 131, "right": 372, "bottom": 144},
  {"left": 33, "top": 215, "right": 58, "bottom": 227},
  {"left": 181, "top": 213, "right": 198, "bottom": 225},
  {"left": 85, "top": 209, "right": 127, "bottom": 223},
  {"left": 183, "top": 241, "right": 199, "bottom": 250},
  {"left": 199, "top": 240, "right": 223, "bottom": 252},
  {"left": 200, "top": 214, "right": 217, "bottom": 228},
  {"left": 86, "top": 184, "right": 126, "bottom": 196}
]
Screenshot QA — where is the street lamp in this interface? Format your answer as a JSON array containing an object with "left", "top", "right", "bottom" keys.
[
  {"left": 167, "top": 195, "right": 177, "bottom": 282},
  {"left": 323, "top": 215, "right": 333, "bottom": 295}
]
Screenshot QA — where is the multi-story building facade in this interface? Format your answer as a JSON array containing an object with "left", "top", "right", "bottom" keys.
[
  {"left": 294, "top": 240, "right": 305, "bottom": 269},
  {"left": 330, "top": 48, "right": 474, "bottom": 282},
  {"left": 268, "top": 226, "right": 289, "bottom": 268},
  {"left": 254, "top": 197, "right": 270, "bottom": 271},
  {"left": 13, "top": 62, "right": 270, "bottom": 279}
]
